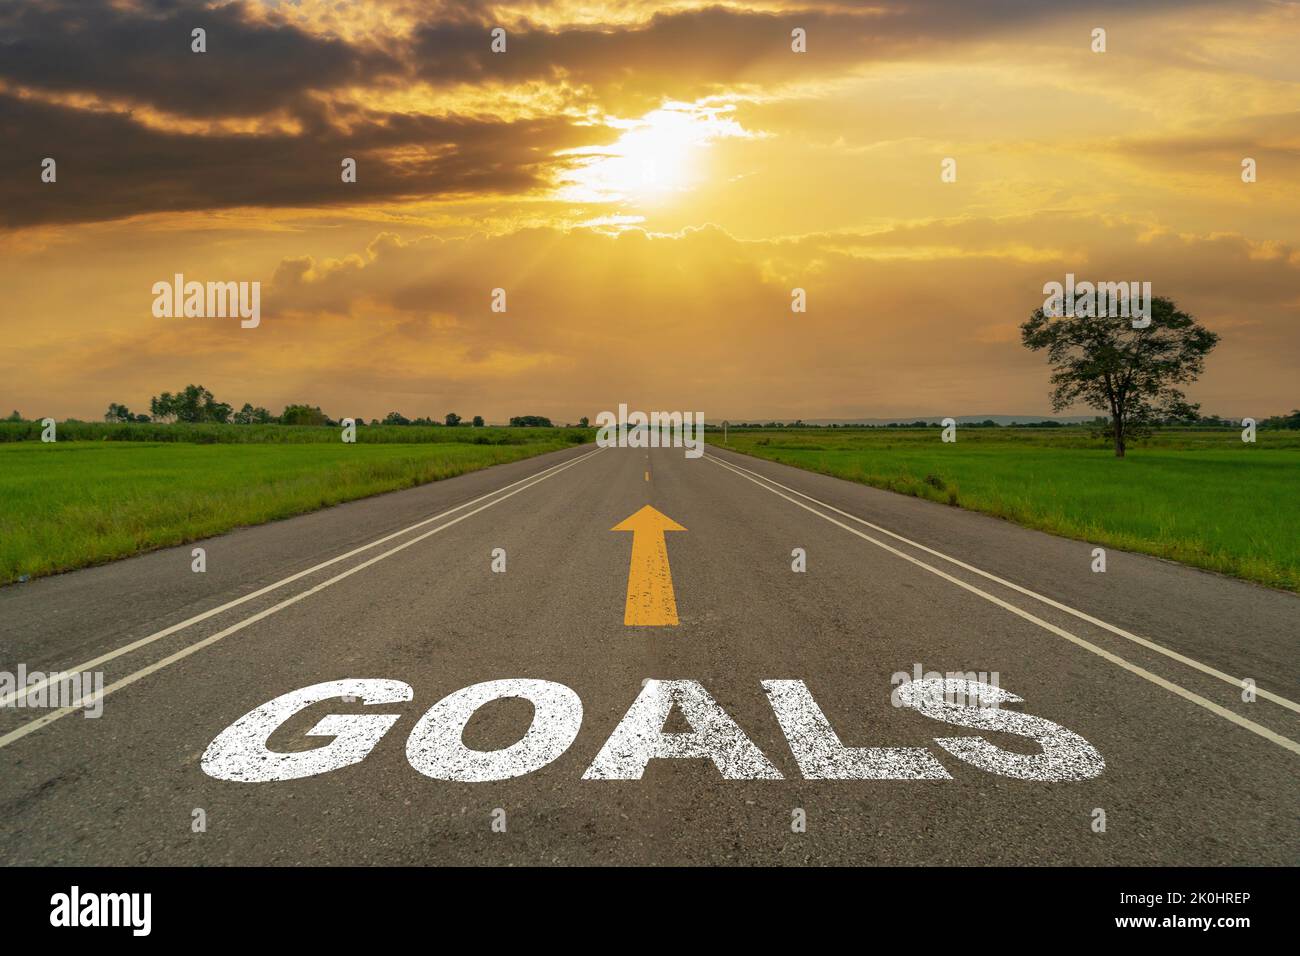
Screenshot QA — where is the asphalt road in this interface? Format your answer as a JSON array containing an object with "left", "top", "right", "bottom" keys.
[{"left": 1, "top": 443, "right": 1297, "bottom": 865}]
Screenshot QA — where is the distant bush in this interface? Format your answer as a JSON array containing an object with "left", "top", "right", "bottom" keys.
[{"left": 281, "top": 404, "right": 330, "bottom": 426}]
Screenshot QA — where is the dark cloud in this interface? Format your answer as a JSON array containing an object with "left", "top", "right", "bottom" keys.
[
  {"left": 0, "top": 0, "right": 399, "bottom": 118},
  {"left": 408, "top": 0, "right": 1234, "bottom": 109},
  {"left": 4, "top": 0, "right": 1231, "bottom": 121},
  {"left": 0, "top": 92, "right": 607, "bottom": 227}
]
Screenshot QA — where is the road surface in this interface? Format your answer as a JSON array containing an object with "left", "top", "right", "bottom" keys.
[{"left": 1, "top": 443, "right": 1297, "bottom": 865}]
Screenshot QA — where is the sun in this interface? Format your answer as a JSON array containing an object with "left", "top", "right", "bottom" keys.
[{"left": 557, "top": 103, "right": 748, "bottom": 205}]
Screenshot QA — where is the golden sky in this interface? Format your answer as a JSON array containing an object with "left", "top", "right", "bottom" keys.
[{"left": 2, "top": 0, "right": 1297, "bottom": 422}]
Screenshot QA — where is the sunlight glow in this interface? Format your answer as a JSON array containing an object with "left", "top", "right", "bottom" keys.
[{"left": 555, "top": 103, "right": 750, "bottom": 204}]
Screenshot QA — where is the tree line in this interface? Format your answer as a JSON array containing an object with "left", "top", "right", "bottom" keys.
[{"left": 63, "top": 384, "right": 571, "bottom": 428}]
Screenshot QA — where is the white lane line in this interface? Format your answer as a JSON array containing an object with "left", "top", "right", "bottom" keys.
[
  {"left": 0, "top": 447, "right": 602, "bottom": 711},
  {"left": 708, "top": 452, "right": 1300, "bottom": 715},
  {"left": 706, "top": 454, "right": 1300, "bottom": 757},
  {"left": 0, "top": 447, "right": 604, "bottom": 750}
]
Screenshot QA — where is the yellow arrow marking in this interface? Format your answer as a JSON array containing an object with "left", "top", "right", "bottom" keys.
[{"left": 611, "top": 505, "right": 686, "bottom": 626}]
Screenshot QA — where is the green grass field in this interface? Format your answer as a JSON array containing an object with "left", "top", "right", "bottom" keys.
[
  {"left": 712, "top": 428, "right": 1300, "bottom": 592},
  {"left": 0, "top": 425, "right": 589, "bottom": 584}
]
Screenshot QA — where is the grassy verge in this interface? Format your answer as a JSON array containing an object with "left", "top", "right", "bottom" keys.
[
  {"left": 712, "top": 428, "right": 1300, "bottom": 592},
  {"left": 1, "top": 427, "right": 589, "bottom": 584}
]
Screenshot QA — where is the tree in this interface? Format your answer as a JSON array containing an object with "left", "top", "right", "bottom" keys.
[
  {"left": 281, "top": 404, "right": 329, "bottom": 426},
  {"left": 149, "top": 384, "right": 232, "bottom": 423},
  {"left": 509, "top": 415, "right": 553, "bottom": 427},
  {"left": 1262, "top": 409, "right": 1300, "bottom": 430},
  {"left": 472, "top": 415, "right": 485, "bottom": 427},
  {"left": 178, "top": 385, "right": 226, "bottom": 421},
  {"left": 1021, "top": 296, "right": 1218, "bottom": 457},
  {"left": 150, "top": 392, "right": 176, "bottom": 422},
  {"left": 104, "top": 402, "right": 135, "bottom": 423},
  {"left": 382, "top": 411, "right": 410, "bottom": 426},
  {"left": 444, "top": 412, "right": 462, "bottom": 427},
  {"left": 233, "top": 403, "right": 275, "bottom": 424},
  {"left": 578, "top": 416, "right": 589, "bottom": 428},
  {"left": 5, "top": 410, "right": 21, "bottom": 421}
]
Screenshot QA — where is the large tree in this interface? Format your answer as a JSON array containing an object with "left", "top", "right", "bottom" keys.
[{"left": 1020, "top": 296, "right": 1218, "bottom": 457}]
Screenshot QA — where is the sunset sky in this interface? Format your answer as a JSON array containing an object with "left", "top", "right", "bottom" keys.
[{"left": 2, "top": 0, "right": 1297, "bottom": 423}]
